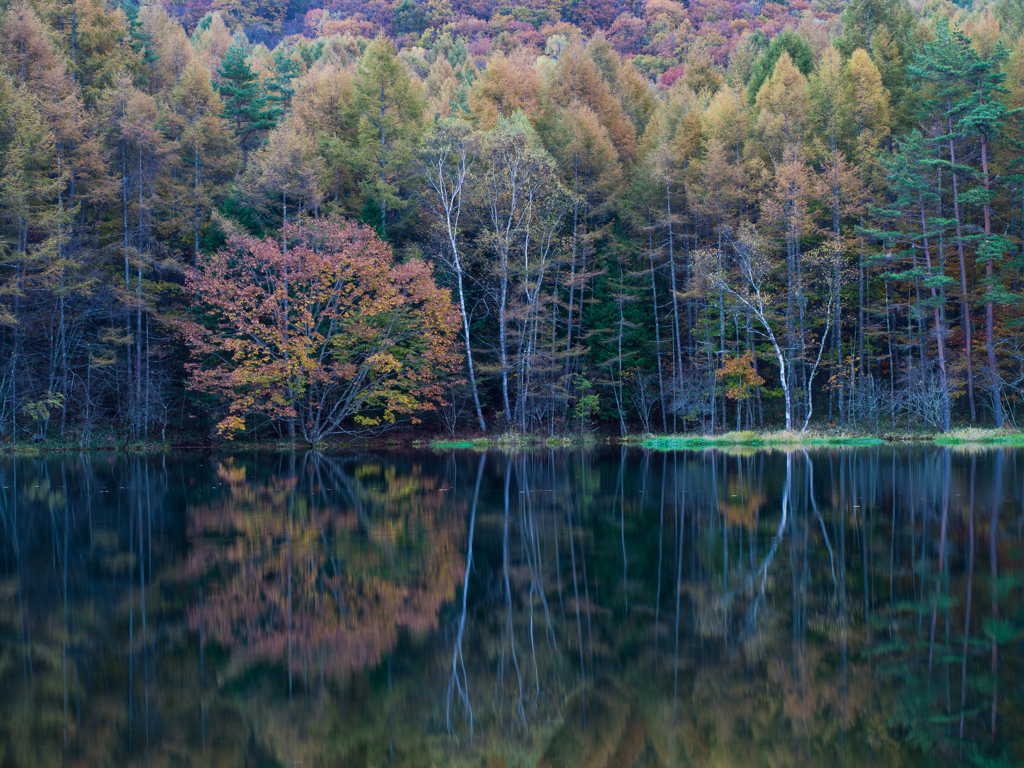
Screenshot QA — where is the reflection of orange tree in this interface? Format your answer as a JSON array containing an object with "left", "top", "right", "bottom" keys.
[{"left": 184, "top": 456, "right": 465, "bottom": 677}]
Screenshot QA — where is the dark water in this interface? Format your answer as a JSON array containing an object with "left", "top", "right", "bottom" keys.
[{"left": 1, "top": 447, "right": 1022, "bottom": 767}]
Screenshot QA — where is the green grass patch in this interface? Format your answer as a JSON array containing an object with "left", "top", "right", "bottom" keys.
[
  {"left": 933, "top": 428, "right": 1024, "bottom": 445},
  {"left": 429, "top": 440, "right": 477, "bottom": 449},
  {"left": 640, "top": 430, "right": 885, "bottom": 450},
  {"left": 429, "top": 432, "right": 604, "bottom": 450}
]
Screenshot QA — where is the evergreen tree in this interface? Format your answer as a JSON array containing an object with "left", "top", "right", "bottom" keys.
[
  {"left": 957, "top": 35, "right": 1016, "bottom": 427},
  {"left": 868, "top": 130, "right": 954, "bottom": 431},
  {"left": 121, "top": 0, "right": 158, "bottom": 85},
  {"left": 746, "top": 29, "right": 814, "bottom": 104},
  {"left": 216, "top": 43, "right": 280, "bottom": 152},
  {"left": 267, "top": 47, "right": 300, "bottom": 116}
]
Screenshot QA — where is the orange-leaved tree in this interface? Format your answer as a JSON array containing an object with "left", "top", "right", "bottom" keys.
[{"left": 183, "top": 216, "right": 460, "bottom": 442}]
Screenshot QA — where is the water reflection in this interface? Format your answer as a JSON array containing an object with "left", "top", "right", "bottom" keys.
[
  {"left": 187, "top": 454, "right": 465, "bottom": 679},
  {"left": 0, "top": 447, "right": 1021, "bottom": 767}
]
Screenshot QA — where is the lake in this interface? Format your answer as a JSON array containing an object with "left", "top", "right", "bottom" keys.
[{"left": 0, "top": 447, "right": 1021, "bottom": 767}]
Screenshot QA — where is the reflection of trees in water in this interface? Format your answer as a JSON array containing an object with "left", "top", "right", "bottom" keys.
[
  {"left": 185, "top": 452, "right": 466, "bottom": 679},
  {"left": 0, "top": 455, "right": 179, "bottom": 766},
  {"left": 1, "top": 448, "right": 1022, "bottom": 767},
  {"left": 456, "top": 448, "right": 1022, "bottom": 768}
]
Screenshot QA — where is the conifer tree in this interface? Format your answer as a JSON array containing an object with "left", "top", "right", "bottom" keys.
[
  {"left": 267, "top": 47, "right": 300, "bottom": 115},
  {"left": 869, "top": 130, "right": 954, "bottom": 431},
  {"left": 165, "top": 63, "right": 238, "bottom": 259},
  {"left": 216, "top": 43, "right": 280, "bottom": 152},
  {"left": 353, "top": 36, "right": 425, "bottom": 238}
]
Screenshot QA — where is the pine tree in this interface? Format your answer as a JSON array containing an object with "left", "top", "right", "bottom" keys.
[
  {"left": 121, "top": 0, "right": 158, "bottom": 85},
  {"left": 869, "top": 131, "right": 955, "bottom": 431},
  {"left": 216, "top": 43, "right": 280, "bottom": 153},
  {"left": 267, "top": 47, "right": 300, "bottom": 115},
  {"left": 959, "top": 36, "right": 1016, "bottom": 427},
  {"left": 747, "top": 28, "right": 814, "bottom": 104}
]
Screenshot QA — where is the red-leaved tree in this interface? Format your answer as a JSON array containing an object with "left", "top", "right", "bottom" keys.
[{"left": 183, "top": 217, "right": 460, "bottom": 442}]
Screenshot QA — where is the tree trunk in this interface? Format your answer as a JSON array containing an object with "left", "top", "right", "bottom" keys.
[
  {"left": 979, "top": 124, "right": 1003, "bottom": 427},
  {"left": 919, "top": 192, "right": 951, "bottom": 431},
  {"left": 947, "top": 105, "right": 977, "bottom": 422}
]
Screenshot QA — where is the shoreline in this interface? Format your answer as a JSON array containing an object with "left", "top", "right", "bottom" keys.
[{"left": 4, "top": 427, "right": 1024, "bottom": 456}]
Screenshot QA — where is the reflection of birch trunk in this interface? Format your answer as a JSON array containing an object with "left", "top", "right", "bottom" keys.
[
  {"left": 62, "top": 465, "right": 69, "bottom": 754},
  {"left": 803, "top": 451, "right": 836, "bottom": 590},
  {"left": 503, "top": 461, "right": 526, "bottom": 726},
  {"left": 446, "top": 454, "right": 485, "bottom": 736},
  {"left": 654, "top": 453, "right": 665, "bottom": 668},
  {"left": 12, "top": 461, "right": 32, "bottom": 687},
  {"left": 521, "top": 459, "right": 557, "bottom": 653},
  {"left": 566, "top": 480, "right": 586, "bottom": 726},
  {"left": 749, "top": 452, "right": 792, "bottom": 631},
  {"left": 141, "top": 463, "right": 151, "bottom": 757},
  {"left": 516, "top": 458, "right": 547, "bottom": 699}
]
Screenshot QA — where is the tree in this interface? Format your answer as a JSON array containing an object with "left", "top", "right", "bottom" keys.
[
  {"left": 183, "top": 216, "right": 460, "bottom": 442},
  {"left": 266, "top": 46, "right": 300, "bottom": 115},
  {"left": 695, "top": 228, "right": 842, "bottom": 432},
  {"left": 0, "top": 69, "right": 58, "bottom": 439},
  {"left": 419, "top": 118, "right": 487, "bottom": 432},
  {"left": 393, "top": 0, "right": 428, "bottom": 34},
  {"left": 165, "top": 63, "right": 238, "bottom": 259},
  {"left": 291, "top": 62, "right": 360, "bottom": 212},
  {"left": 216, "top": 43, "right": 280, "bottom": 152},
  {"left": 238, "top": 115, "right": 323, "bottom": 235},
  {"left": 353, "top": 36, "right": 425, "bottom": 239},
  {"left": 958, "top": 34, "right": 1015, "bottom": 427},
  {"left": 468, "top": 51, "right": 540, "bottom": 129},
  {"left": 470, "top": 113, "right": 570, "bottom": 428},
  {"left": 746, "top": 28, "right": 814, "bottom": 104}
]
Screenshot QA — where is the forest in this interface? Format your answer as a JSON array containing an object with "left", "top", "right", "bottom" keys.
[{"left": 2, "top": 0, "right": 1024, "bottom": 444}]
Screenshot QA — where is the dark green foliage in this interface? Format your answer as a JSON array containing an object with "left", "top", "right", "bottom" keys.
[
  {"left": 267, "top": 47, "right": 300, "bottom": 113},
  {"left": 216, "top": 44, "right": 281, "bottom": 151},
  {"left": 746, "top": 29, "right": 813, "bottom": 103},
  {"left": 393, "top": 0, "right": 428, "bottom": 34},
  {"left": 122, "top": 0, "right": 158, "bottom": 81}
]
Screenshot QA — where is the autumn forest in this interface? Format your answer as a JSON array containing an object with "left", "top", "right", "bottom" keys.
[{"left": 3, "top": 0, "right": 1024, "bottom": 444}]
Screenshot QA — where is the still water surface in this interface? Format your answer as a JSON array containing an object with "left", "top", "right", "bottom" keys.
[{"left": 1, "top": 447, "right": 1022, "bottom": 767}]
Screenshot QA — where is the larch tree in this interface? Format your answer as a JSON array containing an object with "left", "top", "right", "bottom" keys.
[
  {"left": 291, "top": 62, "right": 360, "bottom": 212},
  {"left": 240, "top": 115, "right": 323, "bottom": 237},
  {"left": 166, "top": 63, "right": 238, "bottom": 260},
  {"left": 0, "top": 69, "right": 58, "bottom": 438},
  {"left": 467, "top": 50, "right": 541, "bottom": 129},
  {"left": 352, "top": 36, "right": 425, "bottom": 239}
]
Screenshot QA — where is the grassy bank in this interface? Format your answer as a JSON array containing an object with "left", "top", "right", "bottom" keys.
[
  {"left": 637, "top": 427, "right": 1024, "bottom": 450},
  {"left": 931, "top": 427, "right": 1024, "bottom": 445},
  {"left": 636, "top": 430, "right": 884, "bottom": 450},
  {"left": 8, "top": 427, "right": 1023, "bottom": 456},
  {"left": 429, "top": 431, "right": 601, "bottom": 450}
]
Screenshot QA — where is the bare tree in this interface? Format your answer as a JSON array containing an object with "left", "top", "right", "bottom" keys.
[
  {"left": 420, "top": 119, "right": 486, "bottom": 433},
  {"left": 695, "top": 227, "right": 796, "bottom": 431}
]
